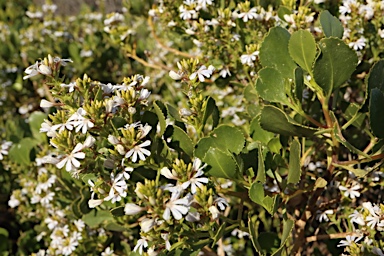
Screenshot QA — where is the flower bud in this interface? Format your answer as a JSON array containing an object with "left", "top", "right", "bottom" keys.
[
  {"left": 40, "top": 99, "right": 55, "bottom": 108},
  {"left": 124, "top": 203, "right": 144, "bottom": 215},
  {"left": 169, "top": 70, "right": 182, "bottom": 80}
]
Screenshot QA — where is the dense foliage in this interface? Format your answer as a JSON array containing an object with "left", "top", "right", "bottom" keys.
[{"left": 1, "top": 0, "right": 384, "bottom": 255}]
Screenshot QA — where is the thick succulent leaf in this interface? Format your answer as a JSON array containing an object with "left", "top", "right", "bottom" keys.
[
  {"left": 289, "top": 30, "right": 317, "bottom": 73},
  {"left": 369, "top": 88, "right": 384, "bottom": 138},
  {"left": 204, "top": 148, "right": 237, "bottom": 179},
  {"left": 259, "top": 27, "right": 297, "bottom": 79},
  {"left": 250, "top": 116, "right": 275, "bottom": 144},
  {"left": 313, "top": 38, "right": 357, "bottom": 97},
  {"left": 319, "top": 10, "right": 344, "bottom": 39},
  {"left": 256, "top": 67, "right": 289, "bottom": 104},
  {"left": 195, "top": 125, "right": 245, "bottom": 159},
  {"left": 154, "top": 101, "right": 167, "bottom": 137},
  {"left": 260, "top": 105, "right": 317, "bottom": 137},
  {"left": 168, "top": 125, "right": 194, "bottom": 156},
  {"left": 288, "top": 140, "right": 301, "bottom": 184}
]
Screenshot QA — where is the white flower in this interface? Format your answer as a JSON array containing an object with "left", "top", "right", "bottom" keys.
[
  {"left": 161, "top": 233, "right": 171, "bottom": 250},
  {"left": 138, "top": 89, "right": 151, "bottom": 101},
  {"left": 53, "top": 57, "right": 73, "bottom": 66},
  {"left": 101, "top": 247, "right": 114, "bottom": 256},
  {"left": 104, "top": 12, "right": 124, "bottom": 26},
  {"left": 40, "top": 119, "right": 57, "bottom": 137},
  {"left": 0, "top": 141, "right": 12, "bottom": 160},
  {"left": 40, "top": 99, "right": 55, "bottom": 108},
  {"left": 23, "top": 61, "right": 52, "bottom": 80},
  {"left": 182, "top": 158, "right": 208, "bottom": 194},
  {"left": 8, "top": 194, "right": 20, "bottom": 208},
  {"left": 73, "top": 219, "right": 85, "bottom": 232},
  {"left": 56, "top": 143, "right": 85, "bottom": 172},
  {"left": 125, "top": 140, "right": 151, "bottom": 163},
  {"left": 219, "top": 67, "right": 231, "bottom": 78},
  {"left": 337, "top": 235, "right": 363, "bottom": 247},
  {"left": 316, "top": 209, "right": 333, "bottom": 222},
  {"left": 124, "top": 203, "right": 144, "bottom": 215},
  {"left": 133, "top": 238, "right": 148, "bottom": 255},
  {"left": 339, "top": 184, "right": 361, "bottom": 199},
  {"left": 189, "top": 65, "right": 215, "bottom": 82},
  {"left": 349, "top": 210, "right": 365, "bottom": 226},
  {"left": 231, "top": 228, "right": 250, "bottom": 239},
  {"left": 140, "top": 218, "right": 156, "bottom": 233},
  {"left": 60, "top": 82, "right": 76, "bottom": 93},
  {"left": 169, "top": 70, "right": 183, "bottom": 80},
  {"left": 349, "top": 37, "right": 366, "bottom": 51},
  {"left": 179, "top": 5, "right": 196, "bottom": 20},
  {"left": 209, "top": 205, "right": 220, "bottom": 219},
  {"left": 214, "top": 197, "right": 228, "bottom": 210},
  {"left": 61, "top": 236, "right": 78, "bottom": 256},
  {"left": 104, "top": 172, "right": 128, "bottom": 203},
  {"left": 197, "top": 0, "right": 213, "bottom": 9},
  {"left": 83, "top": 136, "right": 96, "bottom": 148},
  {"left": 163, "top": 192, "right": 190, "bottom": 220},
  {"left": 240, "top": 51, "right": 259, "bottom": 66},
  {"left": 160, "top": 167, "right": 179, "bottom": 180},
  {"left": 68, "top": 108, "right": 94, "bottom": 134},
  {"left": 238, "top": 8, "right": 259, "bottom": 22}
]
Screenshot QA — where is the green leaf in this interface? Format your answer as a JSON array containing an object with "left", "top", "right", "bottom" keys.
[
  {"left": 319, "top": 10, "right": 344, "bottom": 39},
  {"left": 105, "top": 221, "right": 127, "bottom": 232},
  {"left": 154, "top": 101, "right": 167, "bottom": 137},
  {"left": 333, "top": 163, "right": 367, "bottom": 178},
  {"left": 277, "top": 6, "right": 291, "bottom": 23},
  {"left": 68, "top": 43, "right": 81, "bottom": 64},
  {"left": 262, "top": 195, "right": 279, "bottom": 215},
  {"left": 314, "top": 177, "right": 328, "bottom": 189},
  {"left": 0, "top": 228, "right": 8, "bottom": 237},
  {"left": 280, "top": 219, "right": 294, "bottom": 246},
  {"left": 248, "top": 217, "right": 262, "bottom": 254},
  {"left": 295, "top": 67, "right": 304, "bottom": 103},
  {"left": 260, "top": 27, "right": 297, "bottom": 79},
  {"left": 8, "top": 138, "right": 38, "bottom": 165},
  {"left": 250, "top": 116, "right": 275, "bottom": 144},
  {"left": 195, "top": 125, "right": 245, "bottom": 159},
  {"left": 169, "top": 125, "right": 194, "bottom": 156},
  {"left": 211, "top": 125, "right": 245, "bottom": 154},
  {"left": 82, "top": 210, "right": 114, "bottom": 228},
  {"left": 288, "top": 140, "right": 301, "bottom": 184},
  {"left": 260, "top": 105, "right": 317, "bottom": 137},
  {"left": 258, "top": 232, "right": 281, "bottom": 255},
  {"left": 111, "top": 116, "right": 126, "bottom": 129},
  {"left": 5, "top": 117, "right": 26, "bottom": 142},
  {"left": 204, "top": 148, "right": 237, "bottom": 179},
  {"left": 256, "top": 146, "right": 266, "bottom": 183},
  {"left": 249, "top": 182, "right": 264, "bottom": 205},
  {"left": 369, "top": 88, "right": 384, "bottom": 138},
  {"left": 331, "top": 113, "right": 370, "bottom": 158},
  {"left": 256, "top": 68, "right": 289, "bottom": 104},
  {"left": 202, "top": 97, "right": 219, "bottom": 129},
  {"left": 211, "top": 223, "right": 226, "bottom": 246},
  {"left": 166, "top": 103, "right": 183, "bottom": 122},
  {"left": 28, "top": 111, "right": 47, "bottom": 143},
  {"left": 289, "top": 30, "right": 317, "bottom": 74},
  {"left": 367, "top": 60, "right": 384, "bottom": 92},
  {"left": 271, "top": 219, "right": 294, "bottom": 256},
  {"left": 313, "top": 38, "right": 357, "bottom": 97},
  {"left": 110, "top": 206, "right": 125, "bottom": 216}
]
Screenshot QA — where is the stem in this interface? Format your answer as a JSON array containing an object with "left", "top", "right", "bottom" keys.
[
  {"left": 42, "top": 82, "right": 55, "bottom": 103},
  {"left": 306, "top": 232, "right": 359, "bottom": 242},
  {"left": 126, "top": 51, "right": 170, "bottom": 71},
  {"left": 148, "top": 17, "right": 195, "bottom": 59},
  {"left": 335, "top": 153, "right": 384, "bottom": 165}
]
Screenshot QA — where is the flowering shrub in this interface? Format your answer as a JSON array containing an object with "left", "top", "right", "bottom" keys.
[{"left": 1, "top": 0, "right": 384, "bottom": 255}]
